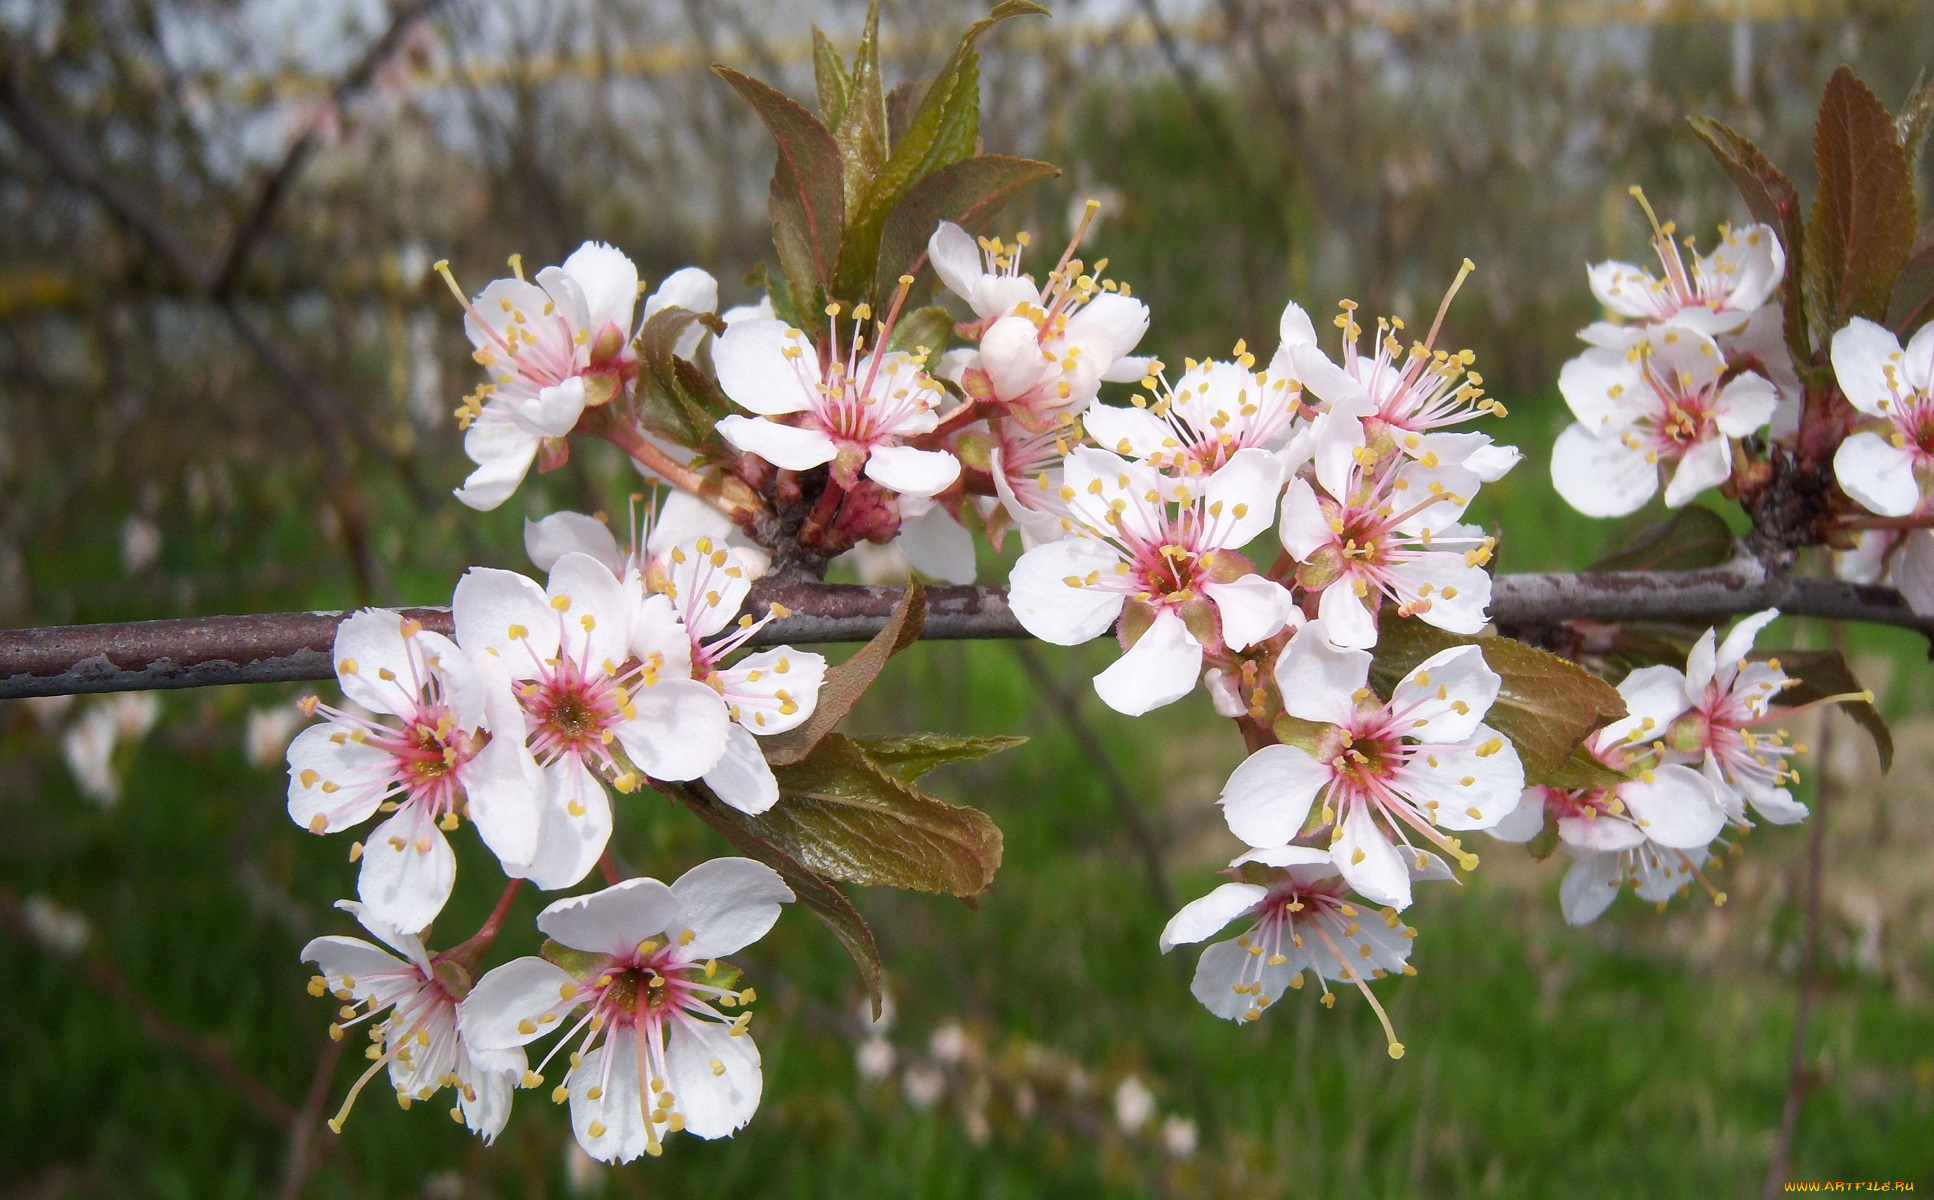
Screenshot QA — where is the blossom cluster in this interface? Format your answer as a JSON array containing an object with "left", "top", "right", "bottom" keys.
[
  {"left": 287, "top": 400, "right": 828, "bottom": 1157},
  {"left": 1550, "top": 192, "right": 1934, "bottom": 617},
  {"left": 1550, "top": 192, "right": 1790, "bottom": 518},
  {"left": 1489, "top": 609, "right": 1819, "bottom": 924},
  {"left": 281, "top": 177, "right": 1853, "bottom": 1158}
]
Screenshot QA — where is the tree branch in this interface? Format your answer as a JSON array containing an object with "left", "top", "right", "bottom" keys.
[
  {"left": 211, "top": 0, "right": 445, "bottom": 299},
  {"left": 3, "top": 561, "right": 1928, "bottom": 700}
]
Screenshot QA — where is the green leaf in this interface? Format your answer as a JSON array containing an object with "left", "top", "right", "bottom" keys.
[
  {"left": 632, "top": 306, "right": 730, "bottom": 456},
  {"left": 870, "top": 154, "right": 1059, "bottom": 302},
  {"left": 1886, "top": 221, "right": 1934, "bottom": 335},
  {"left": 1897, "top": 71, "right": 1934, "bottom": 179},
  {"left": 716, "top": 66, "right": 846, "bottom": 317},
  {"left": 1753, "top": 649, "right": 1892, "bottom": 771},
  {"left": 853, "top": 733, "right": 1027, "bottom": 781},
  {"left": 885, "top": 305, "right": 954, "bottom": 357},
  {"left": 761, "top": 579, "right": 927, "bottom": 766},
  {"left": 1541, "top": 745, "right": 1635, "bottom": 791},
  {"left": 1802, "top": 68, "right": 1918, "bottom": 346},
  {"left": 1526, "top": 816, "right": 1561, "bottom": 862},
  {"left": 749, "top": 735, "right": 1004, "bottom": 896},
  {"left": 1369, "top": 622, "right": 1628, "bottom": 783},
  {"left": 833, "top": 3, "right": 889, "bottom": 228},
  {"left": 811, "top": 27, "right": 850, "bottom": 129},
  {"left": 1587, "top": 505, "right": 1736, "bottom": 572},
  {"left": 885, "top": 79, "right": 926, "bottom": 148},
  {"left": 835, "top": 1, "right": 1049, "bottom": 303},
  {"left": 1687, "top": 116, "right": 1809, "bottom": 362},
  {"left": 668, "top": 781, "right": 884, "bottom": 1015}
]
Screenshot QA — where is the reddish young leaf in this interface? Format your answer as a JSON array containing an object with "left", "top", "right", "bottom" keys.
[
  {"left": 1802, "top": 68, "right": 1917, "bottom": 344},
  {"left": 667, "top": 781, "right": 885, "bottom": 1016},
  {"left": 755, "top": 734, "right": 1005, "bottom": 897},
  {"left": 1887, "top": 220, "right": 1934, "bottom": 336},
  {"left": 716, "top": 67, "right": 845, "bottom": 311},
  {"left": 870, "top": 154, "right": 1060, "bottom": 303},
  {"left": 1686, "top": 115, "right": 1809, "bottom": 361}
]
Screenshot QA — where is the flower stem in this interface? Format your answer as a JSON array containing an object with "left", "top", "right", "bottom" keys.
[{"left": 594, "top": 415, "right": 767, "bottom": 526}]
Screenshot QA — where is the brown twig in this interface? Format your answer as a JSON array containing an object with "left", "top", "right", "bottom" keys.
[
  {"left": 5, "top": 560, "right": 1933, "bottom": 700},
  {"left": 211, "top": 0, "right": 446, "bottom": 299},
  {"left": 0, "top": 888, "right": 298, "bottom": 1129},
  {"left": 1759, "top": 624, "right": 1842, "bottom": 1198},
  {"left": 277, "top": 1035, "right": 347, "bottom": 1200},
  {"left": 0, "top": 64, "right": 396, "bottom": 604}
]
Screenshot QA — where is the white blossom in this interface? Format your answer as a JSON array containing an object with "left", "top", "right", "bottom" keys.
[
  {"left": 1008, "top": 447, "right": 1293, "bottom": 715},
  {"left": 303, "top": 901, "right": 524, "bottom": 1142},
  {"left": 447, "top": 243, "right": 645, "bottom": 511},
  {"left": 1218, "top": 622, "right": 1525, "bottom": 909},
  {"left": 714, "top": 311, "right": 960, "bottom": 498},
  {"left": 1829, "top": 317, "right": 1934, "bottom": 517},
  {"left": 451, "top": 555, "right": 731, "bottom": 891},
  {"left": 1161, "top": 845, "right": 1416, "bottom": 1057},
  {"left": 460, "top": 859, "right": 793, "bottom": 1163},
  {"left": 287, "top": 611, "right": 531, "bottom": 931},
  {"left": 1552, "top": 326, "right": 1776, "bottom": 517}
]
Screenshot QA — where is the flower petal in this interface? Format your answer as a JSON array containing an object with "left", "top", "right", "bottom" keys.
[
  {"left": 459, "top": 956, "right": 580, "bottom": 1049},
  {"left": 1390, "top": 644, "right": 1499, "bottom": 743},
  {"left": 666, "top": 1018, "right": 764, "bottom": 1140},
  {"left": 715, "top": 318, "right": 814, "bottom": 415},
  {"left": 1203, "top": 574, "right": 1295, "bottom": 652},
  {"left": 1834, "top": 431, "right": 1920, "bottom": 517},
  {"left": 1598, "top": 663, "right": 1692, "bottom": 750},
  {"left": 1219, "top": 743, "right": 1329, "bottom": 848},
  {"left": 452, "top": 567, "right": 558, "bottom": 665},
  {"left": 1332, "top": 800, "right": 1412, "bottom": 910},
  {"left": 1008, "top": 537, "right": 1125, "bottom": 645},
  {"left": 614, "top": 678, "right": 731, "bottom": 782},
  {"left": 1620, "top": 764, "right": 1725, "bottom": 849},
  {"left": 522, "top": 757, "right": 614, "bottom": 892},
  {"left": 1399, "top": 723, "right": 1524, "bottom": 831},
  {"left": 562, "top": 241, "right": 640, "bottom": 335},
  {"left": 897, "top": 502, "right": 977, "bottom": 584},
  {"left": 1271, "top": 620, "right": 1370, "bottom": 726},
  {"left": 717, "top": 414, "right": 839, "bottom": 470},
  {"left": 1159, "top": 883, "right": 1268, "bottom": 952},
  {"left": 286, "top": 723, "right": 390, "bottom": 833},
  {"left": 1559, "top": 850, "right": 1622, "bottom": 926},
  {"left": 539, "top": 876, "right": 680, "bottom": 956},
  {"left": 979, "top": 314, "right": 1052, "bottom": 401},
  {"left": 526, "top": 512, "right": 624, "bottom": 575},
  {"left": 702, "top": 725, "right": 780, "bottom": 816},
  {"left": 1830, "top": 316, "right": 1904, "bottom": 416},
  {"left": 1093, "top": 608, "right": 1203, "bottom": 716},
  {"left": 454, "top": 416, "right": 540, "bottom": 512},
  {"left": 1662, "top": 435, "right": 1731, "bottom": 508},
  {"left": 568, "top": 1026, "right": 651, "bottom": 1162},
  {"left": 1550, "top": 424, "right": 1657, "bottom": 517},
  {"left": 1711, "top": 371, "right": 1779, "bottom": 437},
  {"left": 864, "top": 445, "right": 961, "bottom": 499},
  {"left": 357, "top": 811, "right": 456, "bottom": 933},
  {"left": 1201, "top": 448, "right": 1285, "bottom": 548},
  {"left": 1557, "top": 346, "right": 1644, "bottom": 432},
  {"left": 670, "top": 856, "right": 793, "bottom": 960}
]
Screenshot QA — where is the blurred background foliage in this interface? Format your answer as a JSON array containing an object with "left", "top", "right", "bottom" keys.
[{"left": 3, "top": 0, "right": 1934, "bottom": 1195}]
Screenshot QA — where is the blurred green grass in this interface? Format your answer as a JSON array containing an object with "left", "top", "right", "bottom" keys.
[{"left": 6, "top": 408, "right": 1934, "bottom": 1195}]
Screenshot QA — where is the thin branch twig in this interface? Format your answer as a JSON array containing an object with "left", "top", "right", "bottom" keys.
[
  {"left": 1013, "top": 644, "right": 1175, "bottom": 914},
  {"left": 4, "top": 560, "right": 1929, "bottom": 700},
  {"left": 0, "top": 888, "right": 298, "bottom": 1128},
  {"left": 1759, "top": 625, "right": 1842, "bottom": 1198},
  {"left": 212, "top": 0, "right": 446, "bottom": 299}
]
